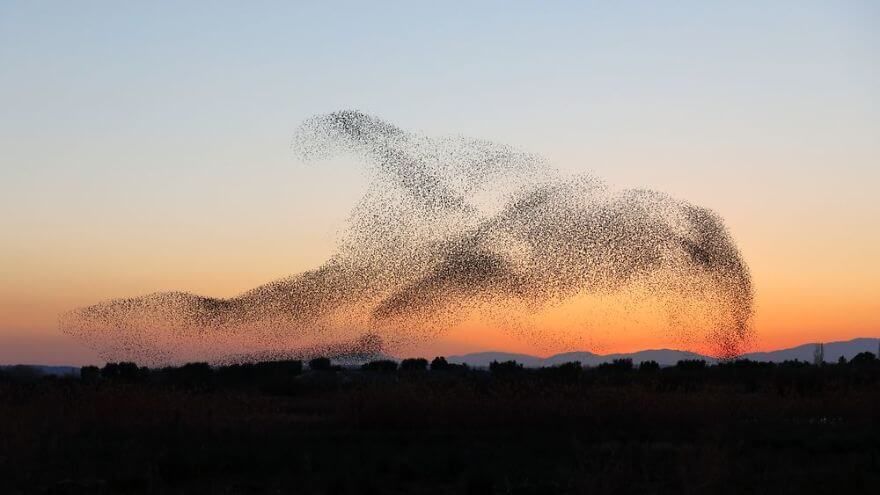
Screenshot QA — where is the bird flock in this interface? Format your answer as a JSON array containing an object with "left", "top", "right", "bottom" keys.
[{"left": 61, "top": 111, "right": 753, "bottom": 365}]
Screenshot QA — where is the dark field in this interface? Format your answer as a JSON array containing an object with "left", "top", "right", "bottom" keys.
[{"left": 1, "top": 356, "right": 879, "bottom": 494}]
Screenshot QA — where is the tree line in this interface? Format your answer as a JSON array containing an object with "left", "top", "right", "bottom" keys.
[{"left": 2, "top": 352, "right": 877, "bottom": 393}]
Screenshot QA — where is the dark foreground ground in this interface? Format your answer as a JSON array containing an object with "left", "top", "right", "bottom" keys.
[{"left": 1, "top": 356, "right": 879, "bottom": 494}]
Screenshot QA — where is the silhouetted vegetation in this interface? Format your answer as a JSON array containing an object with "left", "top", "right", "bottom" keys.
[
  {"left": 851, "top": 351, "right": 877, "bottom": 365},
  {"left": 0, "top": 365, "right": 44, "bottom": 382},
  {"left": 361, "top": 359, "right": 398, "bottom": 372},
  {"left": 308, "top": 356, "right": 333, "bottom": 371},
  {"left": 80, "top": 365, "right": 100, "bottom": 382},
  {"left": 400, "top": 357, "right": 428, "bottom": 371},
  {"left": 598, "top": 357, "right": 633, "bottom": 372},
  {"left": 638, "top": 360, "right": 660, "bottom": 372},
  {"left": 1, "top": 355, "right": 878, "bottom": 494},
  {"left": 538, "top": 361, "right": 583, "bottom": 383},
  {"left": 100, "top": 361, "right": 144, "bottom": 381},
  {"left": 430, "top": 356, "right": 450, "bottom": 370},
  {"left": 489, "top": 359, "right": 524, "bottom": 375},
  {"left": 675, "top": 359, "right": 707, "bottom": 371}
]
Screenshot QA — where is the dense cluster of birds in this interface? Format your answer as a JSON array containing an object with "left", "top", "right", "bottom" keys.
[{"left": 61, "top": 111, "right": 753, "bottom": 365}]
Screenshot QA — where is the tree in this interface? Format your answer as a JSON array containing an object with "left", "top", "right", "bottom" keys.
[
  {"left": 99, "top": 362, "right": 142, "bottom": 381},
  {"left": 638, "top": 360, "right": 660, "bottom": 373},
  {"left": 813, "top": 343, "right": 825, "bottom": 366},
  {"left": 118, "top": 362, "right": 140, "bottom": 381},
  {"left": 430, "top": 356, "right": 450, "bottom": 371},
  {"left": 361, "top": 360, "right": 398, "bottom": 372},
  {"left": 544, "top": 361, "right": 582, "bottom": 382},
  {"left": 599, "top": 358, "right": 633, "bottom": 372},
  {"left": 255, "top": 360, "right": 303, "bottom": 377},
  {"left": 309, "top": 357, "right": 332, "bottom": 371},
  {"left": 400, "top": 358, "right": 428, "bottom": 371},
  {"left": 80, "top": 365, "right": 101, "bottom": 383},
  {"left": 100, "top": 362, "right": 119, "bottom": 379},
  {"left": 489, "top": 360, "right": 523, "bottom": 375},
  {"left": 157, "top": 362, "right": 212, "bottom": 389},
  {"left": 850, "top": 352, "right": 876, "bottom": 365},
  {"left": 675, "top": 359, "right": 706, "bottom": 371}
]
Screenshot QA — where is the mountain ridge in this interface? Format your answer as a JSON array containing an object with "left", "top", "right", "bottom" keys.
[
  {"left": 2, "top": 337, "right": 877, "bottom": 370},
  {"left": 447, "top": 337, "right": 880, "bottom": 368}
]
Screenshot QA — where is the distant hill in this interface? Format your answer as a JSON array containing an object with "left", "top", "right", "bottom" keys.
[
  {"left": 447, "top": 352, "right": 547, "bottom": 368},
  {"left": 0, "top": 365, "right": 79, "bottom": 376},
  {"left": 3, "top": 337, "right": 877, "bottom": 370},
  {"left": 448, "top": 349, "right": 712, "bottom": 368},
  {"left": 545, "top": 349, "right": 711, "bottom": 367},
  {"left": 741, "top": 337, "right": 879, "bottom": 363},
  {"left": 447, "top": 337, "right": 880, "bottom": 368}
]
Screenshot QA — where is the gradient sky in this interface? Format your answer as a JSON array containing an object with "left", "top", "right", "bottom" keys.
[{"left": 1, "top": 1, "right": 878, "bottom": 364}]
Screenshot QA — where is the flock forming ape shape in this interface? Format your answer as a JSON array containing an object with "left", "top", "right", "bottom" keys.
[{"left": 61, "top": 111, "right": 753, "bottom": 365}]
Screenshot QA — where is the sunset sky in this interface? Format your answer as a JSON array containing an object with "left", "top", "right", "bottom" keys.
[{"left": 2, "top": 1, "right": 878, "bottom": 364}]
